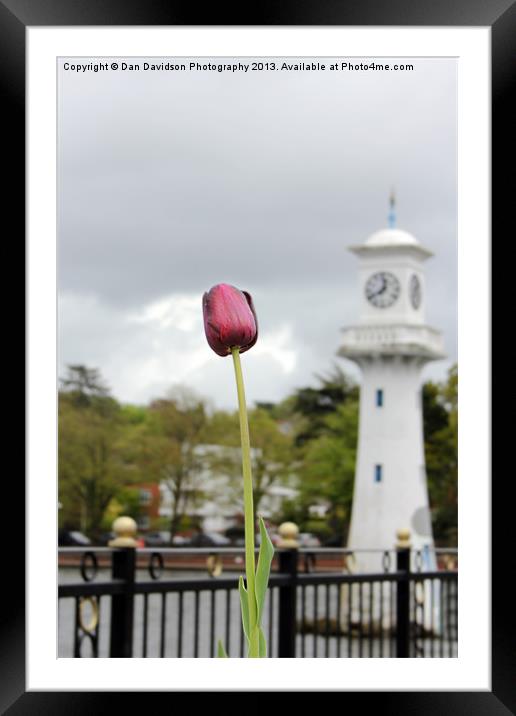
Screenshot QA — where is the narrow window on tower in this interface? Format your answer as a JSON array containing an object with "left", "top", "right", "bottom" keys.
[
  {"left": 376, "top": 389, "right": 383, "bottom": 407},
  {"left": 375, "top": 464, "right": 383, "bottom": 483}
]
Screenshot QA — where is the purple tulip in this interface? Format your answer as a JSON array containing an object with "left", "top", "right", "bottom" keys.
[{"left": 202, "top": 284, "right": 258, "bottom": 357}]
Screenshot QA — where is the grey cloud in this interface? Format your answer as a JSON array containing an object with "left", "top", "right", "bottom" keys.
[{"left": 58, "top": 56, "right": 457, "bottom": 406}]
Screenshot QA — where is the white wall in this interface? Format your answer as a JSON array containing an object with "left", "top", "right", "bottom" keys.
[{"left": 347, "top": 355, "right": 435, "bottom": 573}]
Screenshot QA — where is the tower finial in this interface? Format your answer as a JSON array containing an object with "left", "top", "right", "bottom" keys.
[{"left": 388, "top": 188, "right": 396, "bottom": 228}]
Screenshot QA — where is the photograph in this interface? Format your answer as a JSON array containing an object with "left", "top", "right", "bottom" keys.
[
  {"left": 0, "top": 0, "right": 507, "bottom": 700},
  {"left": 5, "top": 0, "right": 502, "bottom": 703},
  {"left": 56, "top": 54, "right": 459, "bottom": 659}
]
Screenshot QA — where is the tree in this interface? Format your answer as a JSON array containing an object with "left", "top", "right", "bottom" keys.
[
  {"left": 248, "top": 408, "right": 295, "bottom": 513},
  {"left": 291, "top": 364, "right": 359, "bottom": 446},
  {"left": 423, "top": 364, "right": 458, "bottom": 546},
  {"left": 252, "top": 365, "right": 359, "bottom": 539},
  {"left": 100, "top": 487, "right": 143, "bottom": 531},
  {"left": 296, "top": 399, "right": 359, "bottom": 542},
  {"left": 134, "top": 389, "right": 208, "bottom": 540},
  {"left": 59, "top": 365, "right": 113, "bottom": 412},
  {"left": 58, "top": 366, "right": 140, "bottom": 538},
  {"left": 203, "top": 407, "right": 295, "bottom": 518}
]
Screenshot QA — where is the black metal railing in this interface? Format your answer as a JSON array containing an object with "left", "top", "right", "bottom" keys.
[{"left": 58, "top": 545, "right": 458, "bottom": 658}]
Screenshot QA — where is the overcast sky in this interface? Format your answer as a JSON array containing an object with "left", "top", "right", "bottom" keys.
[{"left": 58, "top": 57, "right": 457, "bottom": 410}]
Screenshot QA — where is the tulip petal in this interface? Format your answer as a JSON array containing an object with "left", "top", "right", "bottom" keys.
[{"left": 202, "top": 283, "right": 258, "bottom": 357}]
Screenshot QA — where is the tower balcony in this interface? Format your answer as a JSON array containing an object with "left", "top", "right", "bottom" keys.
[{"left": 338, "top": 323, "right": 446, "bottom": 361}]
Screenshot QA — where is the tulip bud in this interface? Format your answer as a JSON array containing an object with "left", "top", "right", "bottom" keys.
[{"left": 202, "top": 283, "right": 258, "bottom": 357}]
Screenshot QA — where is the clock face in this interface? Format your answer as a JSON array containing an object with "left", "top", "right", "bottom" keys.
[
  {"left": 409, "top": 274, "right": 422, "bottom": 309},
  {"left": 365, "top": 271, "right": 400, "bottom": 308}
]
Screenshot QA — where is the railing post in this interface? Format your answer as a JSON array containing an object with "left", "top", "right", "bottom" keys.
[
  {"left": 395, "top": 528, "right": 411, "bottom": 658},
  {"left": 277, "top": 522, "right": 299, "bottom": 657},
  {"left": 108, "top": 516, "right": 137, "bottom": 657}
]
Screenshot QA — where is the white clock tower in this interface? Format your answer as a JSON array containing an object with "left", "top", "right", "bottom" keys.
[{"left": 339, "top": 196, "right": 445, "bottom": 573}]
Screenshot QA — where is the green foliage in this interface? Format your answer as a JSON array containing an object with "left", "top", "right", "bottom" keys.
[
  {"left": 273, "top": 497, "right": 310, "bottom": 528},
  {"left": 424, "top": 364, "right": 458, "bottom": 546},
  {"left": 258, "top": 627, "right": 267, "bottom": 658},
  {"left": 120, "top": 403, "right": 149, "bottom": 425},
  {"left": 291, "top": 364, "right": 358, "bottom": 446},
  {"left": 145, "top": 515, "right": 169, "bottom": 531},
  {"left": 303, "top": 519, "right": 333, "bottom": 540},
  {"left": 235, "top": 518, "right": 274, "bottom": 657},
  {"left": 238, "top": 576, "right": 250, "bottom": 644},
  {"left": 133, "top": 392, "right": 208, "bottom": 538},
  {"left": 59, "top": 365, "right": 117, "bottom": 416},
  {"left": 58, "top": 366, "right": 142, "bottom": 539},
  {"left": 175, "top": 514, "right": 202, "bottom": 533},
  {"left": 217, "top": 640, "right": 228, "bottom": 658},
  {"left": 113, "top": 486, "right": 143, "bottom": 520},
  {"left": 202, "top": 410, "right": 240, "bottom": 446},
  {"left": 203, "top": 406, "right": 295, "bottom": 515},
  {"left": 57, "top": 361, "right": 458, "bottom": 548},
  {"left": 255, "top": 517, "right": 274, "bottom": 625},
  {"left": 295, "top": 400, "right": 359, "bottom": 542},
  {"left": 248, "top": 409, "right": 294, "bottom": 511},
  {"left": 60, "top": 365, "right": 109, "bottom": 397}
]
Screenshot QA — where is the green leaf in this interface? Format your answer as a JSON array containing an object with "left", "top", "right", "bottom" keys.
[
  {"left": 217, "top": 639, "right": 228, "bottom": 658},
  {"left": 238, "top": 575, "right": 250, "bottom": 644},
  {"left": 246, "top": 625, "right": 259, "bottom": 658},
  {"left": 255, "top": 516, "right": 275, "bottom": 625},
  {"left": 258, "top": 626, "right": 267, "bottom": 658}
]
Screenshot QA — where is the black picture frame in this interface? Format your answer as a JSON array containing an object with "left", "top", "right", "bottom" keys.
[{"left": 7, "top": 0, "right": 512, "bottom": 711}]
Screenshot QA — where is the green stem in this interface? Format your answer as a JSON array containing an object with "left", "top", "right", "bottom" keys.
[{"left": 231, "top": 347, "right": 259, "bottom": 658}]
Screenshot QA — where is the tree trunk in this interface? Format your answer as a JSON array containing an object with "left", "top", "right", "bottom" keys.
[{"left": 169, "top": 488, "right": 182, "bottom": 542}]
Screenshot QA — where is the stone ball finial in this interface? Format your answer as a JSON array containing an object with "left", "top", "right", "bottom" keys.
[
  {"left": 108, "top": 516, "right": 138, "bottom": 547},
  {"left": 396, "top": 527, "right": 411, "bottom": 549},
  {"left": 278, "top": 521, "right": 299, "bottom": 548}
]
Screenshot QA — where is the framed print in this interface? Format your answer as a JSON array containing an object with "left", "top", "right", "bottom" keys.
[{"left": 5, "top": 0, "right": 512, "bottom": 710}]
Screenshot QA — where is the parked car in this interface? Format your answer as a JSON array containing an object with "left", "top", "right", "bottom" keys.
[
  {"left": 224, "top": 525, "right": 245, "bottom": 546},
  {"left": 143, "top": 531, "right": 169, "bottom": 547},
  {"left": 96, "top": 531, "right": 115, "bottom": 546},
  {"left": 298, "top": 532, "right": 321, "bottom": 548},
  {"left": 189, "top": 532, "right": 231, "bottom": 547},
  {"left": 58, "top": 529, "right": 91, "bottom": 547}
]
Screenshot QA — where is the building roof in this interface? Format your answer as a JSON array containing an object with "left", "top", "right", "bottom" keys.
[
  {"left": 364, "top": 227, "right": 420, "bottom": 248},
  {"left": 349, "top": 225, "right": 433, "bottom": 259}
]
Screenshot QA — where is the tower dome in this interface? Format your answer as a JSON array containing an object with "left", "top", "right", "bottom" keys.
[
  {"left": 350, "top": 193, "right": 432, "bottom": 259},
  {"left": 364, "top": 227, "right": 420, "bottom": 248}
]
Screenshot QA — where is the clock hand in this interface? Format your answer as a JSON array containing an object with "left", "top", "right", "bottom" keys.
[{"left": 374, "top": 276, "right": 387, "bottom": 296}]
